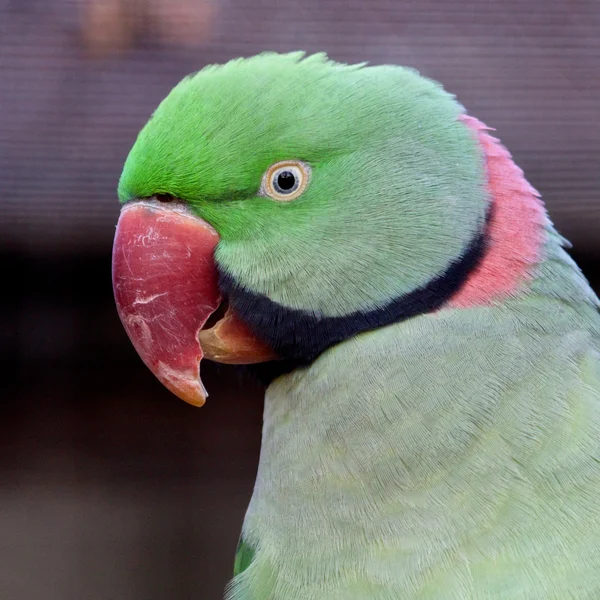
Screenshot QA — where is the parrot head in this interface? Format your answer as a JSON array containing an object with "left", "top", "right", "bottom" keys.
[{"left": 112, "top": 52, "right": 491, "bottom": 406}]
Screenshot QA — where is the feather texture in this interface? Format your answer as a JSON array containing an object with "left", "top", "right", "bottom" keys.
[
  {"left": 229, "top": 300, "right": 600, "bottom": 599},
  {"left": 116, "top": 53, "right": 600, "bottom": 599}
]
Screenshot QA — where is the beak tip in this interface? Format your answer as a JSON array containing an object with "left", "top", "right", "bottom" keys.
[
  {"left": 181, "top": 394, "right": 207, "bottom": 408},
  {"left": 156, "top": 362, "right": 207, "bottom": 408}
]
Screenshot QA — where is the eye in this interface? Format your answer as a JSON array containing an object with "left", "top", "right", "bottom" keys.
[{"left": 261, "top": 160, "right": 310, "bottom": 202}]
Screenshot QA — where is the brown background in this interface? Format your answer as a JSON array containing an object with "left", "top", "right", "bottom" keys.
[{"left": 1, "top": 0, "right": 599, "bottom": 598}]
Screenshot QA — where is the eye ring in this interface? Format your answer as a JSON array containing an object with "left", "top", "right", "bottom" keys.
[{"left": 260, "top": 160, "right": 311, "bottom": 202}]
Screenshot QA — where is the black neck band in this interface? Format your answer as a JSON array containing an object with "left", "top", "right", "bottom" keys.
[{"left": 219, "top": 226, "right": 487, "bottom": 365}]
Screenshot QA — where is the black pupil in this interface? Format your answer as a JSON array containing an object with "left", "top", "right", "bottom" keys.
[{"left": 276, "top": 170, "right": 296, "bottom": 191}]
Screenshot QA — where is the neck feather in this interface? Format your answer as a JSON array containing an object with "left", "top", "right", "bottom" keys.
[{"left": 449, "top": 115, "right": 547, "bottom": 308}]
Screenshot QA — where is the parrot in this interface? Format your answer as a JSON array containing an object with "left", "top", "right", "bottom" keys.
[{"left": 111, "top": 52, "right": 600, "bottom": 599}]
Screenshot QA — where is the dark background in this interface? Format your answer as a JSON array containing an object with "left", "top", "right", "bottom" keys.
[{"left": 1, "top": 1, "right": 599, "bottom": 598}]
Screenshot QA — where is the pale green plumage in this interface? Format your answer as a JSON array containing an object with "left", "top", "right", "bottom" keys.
[
  {"left": 231, "top": 290, "right": 600, "bottom": 599},
  {"left": 117, "top": 52, "right": 600, "bottom": 599}
]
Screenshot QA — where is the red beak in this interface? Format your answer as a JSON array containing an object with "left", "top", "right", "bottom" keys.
[{"left": 112, "top": 200, "right": 276, "bottom": 407}]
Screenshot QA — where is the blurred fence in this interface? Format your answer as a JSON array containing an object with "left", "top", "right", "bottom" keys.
[{"left": 1, "top": 0, "right": 599, "bottom": 253}]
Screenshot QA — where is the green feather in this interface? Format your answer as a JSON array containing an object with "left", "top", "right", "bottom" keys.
[
  {"left": 233, "top": 536, "right": 256, "bottom": 577},
  {"left": 119, "top": 52, "right": 486, "bottom": 317},
  {"left": 229, "top": 299, "right": 600, "bottom": 599},
  {"left": 117, "top": 52, "right": 600, "bottom": 599}
]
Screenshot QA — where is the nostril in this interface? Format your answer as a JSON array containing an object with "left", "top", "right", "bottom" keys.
[{"left": 155, "top": 193, "right": 174, "bottom": 203}]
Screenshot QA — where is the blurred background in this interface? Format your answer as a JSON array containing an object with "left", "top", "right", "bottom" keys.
[{"left": 1, "top": 0, "right": 599, "bottom": 598}]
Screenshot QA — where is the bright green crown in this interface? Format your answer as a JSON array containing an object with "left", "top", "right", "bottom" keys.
[{"left": 118, "top": 52, "right": 487, "bottom": 317}]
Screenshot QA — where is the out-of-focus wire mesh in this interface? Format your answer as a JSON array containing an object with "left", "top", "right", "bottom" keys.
[
  {"left": 1, "top": 1, "right": 599, "bottom": 599},
  {"left": 1, "top": 0, "right": 599, "bottom": 252}
]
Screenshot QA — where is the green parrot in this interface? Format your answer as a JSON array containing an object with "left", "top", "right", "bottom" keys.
[{"left": 111, "top": 52, "right": 600, "bottom": 599}]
